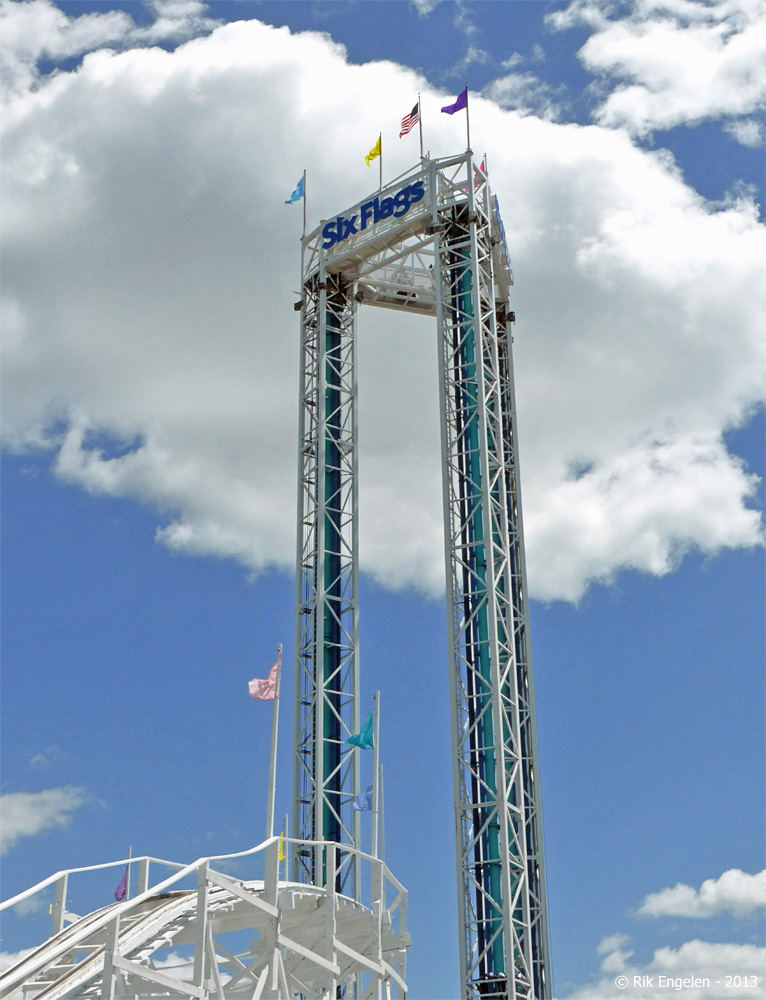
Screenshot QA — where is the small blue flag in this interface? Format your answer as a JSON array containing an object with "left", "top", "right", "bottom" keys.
[
  {"left": 352, "top": 783, "right": 373, "bottom": 812},
  {"left": 285, "top": 176, "right": 304, "bottom": 204},
  {"left": 345, "top": 711, "right": 374, "bottom": 749}
]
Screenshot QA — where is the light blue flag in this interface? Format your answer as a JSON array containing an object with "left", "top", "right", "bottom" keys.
[
  {"left": 345, "top": 711, "right": 374, "bottom": 749},
  {"left": 352, "top": 783, "right": 373, "bottom": 812},
  {"left": 285, "top": 176, "right": 304, "bottom": 204}
]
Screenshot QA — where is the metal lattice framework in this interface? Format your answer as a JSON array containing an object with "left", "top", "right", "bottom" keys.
[
  {"left": 0, "top": 838, "right": 409, "bottom": 999},
  {"left": 292, "top": 263, "right": 361, "bottom": 895},
  {"left": 292, "top": 152, "right": 551, "bottom": 999}
]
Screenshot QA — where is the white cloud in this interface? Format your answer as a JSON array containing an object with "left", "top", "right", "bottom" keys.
[
  {"left": 411, "top": 0, "right": 442, "bottom": 16},
  {"left": 0, "top": 947, "right": 35, "bottom": 975},
  {"left": 638, "top": 869, "right": 766, "bottom": 919},
  {"left": 724, "top": 117, "right": 765, "bottom": 146},
  {"left": 28, "top": 745, "right": 65, "bottom": 768},
  {"left": 562, "top": 871, "right": 766, "bottom": 998},
  {"left": 0, "top": 0, "right": 218, "bottom": 94},
  {"left": 1, "top": 8, "right": 764, "bottom": 602},
  {"left": 549, "top": 0, "right": 766, "bottom": 135},
  {"left": 0, "top": 787, "right": 86, "bottom": 855},
  {"left": 596, "top": 932, "right": 634, "bottom": 973},
  {"left": 482, "top": 71, "right": 566, "bottom": 120},
  {"left": 565, "top": 935, "right": 765, "bottom": 999}
]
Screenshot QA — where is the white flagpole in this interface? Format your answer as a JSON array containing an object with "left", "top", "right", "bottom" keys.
[
  {"left": 465, "top": 82, "right": 471, "bottom": 151},
  {"left": 265, "top": 644, "right": 282, "bottom": 840},
  {"left": 378, "top": 766, "right": 385, "bottom": 863},
  {"left": 418, "top": 93, "right": 424, "bottom": 160},
  {"left": 280, "top": 811, "right": 288, "bottom": 877},
  {"left": 379, "top": 132, "right": 383, "bottom": 191},
  {"left": 372, "top": 690, "right": 381, "bottom": 858},
  {"left": 126, "top": 845, "right": 132, "bottom": 900},
  {"left": 302, "top": 169, "right": 307, "bottom": 239}
]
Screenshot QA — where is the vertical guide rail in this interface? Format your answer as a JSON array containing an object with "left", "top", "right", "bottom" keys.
[
  {"left": 496, "top": 308, "right": 551, "bottom": 1000},
  {"left": 433, "top": 153, "right": 550, "bottom": 999},
  {"left": 293, "top": 237, "right": 360, "bottom": 896}
]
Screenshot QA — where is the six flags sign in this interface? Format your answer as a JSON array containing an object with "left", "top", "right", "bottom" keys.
[{"left": 321, "top": 178, "right": 426, "bottom": 250}]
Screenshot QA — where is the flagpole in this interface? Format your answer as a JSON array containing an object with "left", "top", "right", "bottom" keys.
[
  {"left": 379, "top": 132, "right": 383, "bottom": 191},
  {"left": 465, "top": 81, "right": 471, "bottom": 151},
  {"left": 282, "top": 811, "right": 288, "bottom": 876},
  {"left": 418, "top": 93, "right": 424, "bottom": 160},
  {"left": 372, "top": 690, "right": 380, "bottom": 858},
  {"left": 302, "top": 169, "right": 306, "bottom": 239},
  {"left": 378, "top": 765, "right": 385, "bottom": 863},
  {"left": 126, "top": 845, "right": 132, "bottom": 901},
  {"left": 265, "top": 644, "right": 282, "bottom": 840}
]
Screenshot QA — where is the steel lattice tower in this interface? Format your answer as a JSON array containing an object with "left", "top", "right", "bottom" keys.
[{"left": 292, "top": 151, "right": 551, "bottom": 999}]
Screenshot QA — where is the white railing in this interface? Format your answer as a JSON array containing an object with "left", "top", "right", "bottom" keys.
[{"left": 0, "top": 836, "right": 408, "bottom": 999}]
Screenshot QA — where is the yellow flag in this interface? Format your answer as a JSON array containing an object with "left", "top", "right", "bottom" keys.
[
  {"left": 365, "top": 135, "right": 381, "bottom": 166},
  {"left": 278, "top": 834, "right": 285, "bottom": 862}
]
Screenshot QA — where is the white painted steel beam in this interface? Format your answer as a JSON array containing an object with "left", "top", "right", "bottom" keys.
[
  {"left": 0, "top": 840, "right": 408, "bottom": 999},
  {"left": 293, "top": 152, "right": 550, "bottom": 999}
]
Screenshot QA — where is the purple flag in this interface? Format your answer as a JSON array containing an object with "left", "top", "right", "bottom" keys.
[
  {"left": 114, "top": 866, "right": 128, "bottom": 902},
  {"left": 441, "top": 87, "right": 467, "bottom": 115}
]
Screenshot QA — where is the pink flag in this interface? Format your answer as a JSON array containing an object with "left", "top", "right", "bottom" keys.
[{"left": 249, "top": 651, "right": 281, "bottom": 700}]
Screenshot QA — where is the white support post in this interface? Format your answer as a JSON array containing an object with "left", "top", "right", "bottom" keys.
[
  {"left": 193, "top": 861, "right": 209, "bottom": 990},
  {"left": 50, "top": 873, "right": 67, "bottom": 936},
  {"left": 125, "top": 845, "right": 132, "bottom": 900},
  {"left": 137, "top": 857, "right": 149, "bottom": 895},
  {"left": 101, "top": 915, "right": 120, "bottom": 1000},
  {"left": 326, "top": 843, "right": 338, "bottom": 996}
]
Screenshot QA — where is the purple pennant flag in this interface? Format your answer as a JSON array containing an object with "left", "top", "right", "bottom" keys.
[
  {"left": 441, "top": 87, "right": 468, "bottom": 115},
  {"left": 114, "top": 866, "right": 128, "bottom": 902}
]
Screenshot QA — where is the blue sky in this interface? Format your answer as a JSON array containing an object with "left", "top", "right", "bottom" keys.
[{"left": 1, "top": 1, "right": 764, "bottom": 997}]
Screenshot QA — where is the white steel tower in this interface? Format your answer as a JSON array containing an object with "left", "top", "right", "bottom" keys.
[{"left": 292, "top": 152, "right": 551, "bottom": 1000}]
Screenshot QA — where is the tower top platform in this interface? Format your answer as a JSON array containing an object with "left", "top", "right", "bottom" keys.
[{"left": 302, "top": 152, "right": 513, "bottom": 312}]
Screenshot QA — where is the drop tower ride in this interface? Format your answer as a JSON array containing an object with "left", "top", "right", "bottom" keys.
[{"left": 292, "top": 151, "right": 551, "bottom": 1000}]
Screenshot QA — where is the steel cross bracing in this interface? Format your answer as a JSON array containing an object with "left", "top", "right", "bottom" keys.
[
  {"left": 432, "top": 157, "right": 549, "bottom": 1000},
  {"left": 293, "top": 262, "right": 361, "bottom": 895},
  {"left": 292, "top": 152, "right": 550, "bottom": 999},
  {"left": 0, "top": 839, "right": 409, "bottom": 999}
]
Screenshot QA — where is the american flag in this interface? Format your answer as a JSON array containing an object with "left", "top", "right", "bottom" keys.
[{"left": 399, "top": 102, "right": 419, "bottom": 138}]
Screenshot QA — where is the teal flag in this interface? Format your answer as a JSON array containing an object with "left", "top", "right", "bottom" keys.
[{"left": 345, "top": 711, "right": 374, "bottom": 749}]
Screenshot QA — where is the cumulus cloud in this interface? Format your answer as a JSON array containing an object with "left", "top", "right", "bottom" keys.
[
  {"left": 0, "top": 787, "right": 86, "bottom": 855},
  {"left": 565, "top": 937, "right": 766, "bottom": 998},
  {"left": 1, "top": 4, "right": 764, "bottom": 602},
  {"left": 638, "top": 868, "right": 766, "bottom": 919},
  {"left": 549, "top": 0, "right": 766, "bottom": 135},
  {"left": 0, "top": 0, "right": 218, "bottom": 95},
  {"left": 562, "top": 871, "right": 766, "bottom": 997}
]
